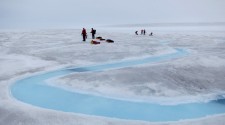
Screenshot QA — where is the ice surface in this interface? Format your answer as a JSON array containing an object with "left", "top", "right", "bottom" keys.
[{"left": 1, "top": 28, "right": 225, "bottom": 124}]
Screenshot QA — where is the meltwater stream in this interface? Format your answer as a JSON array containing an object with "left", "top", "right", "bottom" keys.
[{"left": 11, "top": 48, "right": 225, "bottom": 122}]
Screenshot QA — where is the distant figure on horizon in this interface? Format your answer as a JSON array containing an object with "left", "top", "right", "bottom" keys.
[
  {"left": 143, "top": 29, "right": 146, "bottom": 35},
  {"left": 141, "top": 29, "right": 144, "bottom": 35},
  {"left": 149, "top": 32, "right": 153, "bottom": 36},
  {"left": 81, "top": 28, "right": 87, "bottom": 41},
  {"left": 135, "top": 31, "right": 138, "bottom": 35},
  {"left": 90, "top": 28, "right": 96, "bottom": 39}
]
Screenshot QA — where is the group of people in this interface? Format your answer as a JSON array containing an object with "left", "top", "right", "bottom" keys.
[
  {"left": 81, "top": 28, "right": 153, "bottom": 42},
  {"left": 81, "top": 28, "right": 97, "bottom": 41},
  {"left": 135, "top": 29, "right": 153, "bottom": 36}
]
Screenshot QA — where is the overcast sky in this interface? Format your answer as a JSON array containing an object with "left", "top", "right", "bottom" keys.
[{"left": 1, "top": 0, "right": 225, "bottom": 29}]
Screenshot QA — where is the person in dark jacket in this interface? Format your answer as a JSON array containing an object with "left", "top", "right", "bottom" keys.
[
  {"left": 90, "top": 28, "right": 96, "bottom": 39},
  {"left": 143, "top": 29, "right": 146, "bottom": 35},
  {"left": 81, "top": 28, "right": 87, "bottom": 41},
  {"left": 135, "top": 31, "right": 138, "bottom": 35}
]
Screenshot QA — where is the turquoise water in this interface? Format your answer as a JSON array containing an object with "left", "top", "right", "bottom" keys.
[{"left": 11, "top": 49, "right": 225, "bottom": 122}]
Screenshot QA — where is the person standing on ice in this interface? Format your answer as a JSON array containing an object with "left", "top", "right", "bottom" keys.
[
  {"left": 135, "top": 31, "right": 138, "bottom": 35},
  {"left": 90, "top": 28, "right": 96, "bottom": 39},
  {"left": 143, "top": 29, "right": 146, "bottom": 35},
  {"left": 141, "top": 29, "right": 143, "bottom": 35},
  {"left": 81, "top": 28, "right": 87, "bottom": 41}
]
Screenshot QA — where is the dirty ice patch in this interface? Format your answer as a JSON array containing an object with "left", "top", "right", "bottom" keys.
[
  {"left": 172, "top": 55, "right": 225, "bottom": 68},
  {"left": 0, "top": 54, "right": 58, "bottom": 79}
]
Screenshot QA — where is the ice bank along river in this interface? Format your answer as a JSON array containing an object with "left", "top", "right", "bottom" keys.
[{"left": 11, "top": 48, "right": 225, "bottom": 122}]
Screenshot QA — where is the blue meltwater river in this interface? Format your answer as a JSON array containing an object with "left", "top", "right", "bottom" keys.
[{"left": 11, "top": 48, "right": 225, "bottom": 122}]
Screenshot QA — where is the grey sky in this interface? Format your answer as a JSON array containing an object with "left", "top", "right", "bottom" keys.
[{"left": 1, "top": 0, "right": 225, "bottom": 29}]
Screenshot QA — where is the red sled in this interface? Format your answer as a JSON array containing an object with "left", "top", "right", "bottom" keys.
[{"left": 91, "top": 40, "right": 100, "bottom": 45}]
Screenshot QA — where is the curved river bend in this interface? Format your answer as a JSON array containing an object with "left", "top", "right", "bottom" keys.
[{"left": 11, "top": 48, "right": 225, "bottom": 122}]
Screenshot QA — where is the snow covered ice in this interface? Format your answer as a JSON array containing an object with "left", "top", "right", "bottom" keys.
[{"left": 1, "top": 27, "right": 225, "bottom": 125}]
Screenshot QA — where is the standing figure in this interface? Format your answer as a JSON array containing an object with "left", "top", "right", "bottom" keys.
[
  {"left": 135, "top": 31, "right": 138, "bottom": 35},
  {"left": 81, "top": 28, "right": 87, "bottom": 41},
  {"left": 143, "top": 29, "right": 146, "bottom": 35},
  {"left": 90, "top": 28, "right": 96, "bottom": 39},
  {"left": 141, "top": 30, "right": 143, "bottom": 35}
]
